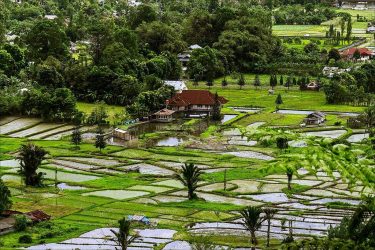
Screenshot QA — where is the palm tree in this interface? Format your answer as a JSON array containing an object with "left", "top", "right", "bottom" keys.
[
  {"left": 110, "top": 218, "right": 138, "bottom": 250},
  {"left": 286, "top": 167, "right": 294, "bottom": 190},
  {"left": 240, "top": 206, "right": 264, "bottom": 249},
  {"left": 175, "top": 163, "right": 201, "bottom": 200},
  {"left": 263, "top": 208, "right": 277, "bottom": 247},
  {"left": 17, "top": 143, "right": 48, "bottom": 186}
]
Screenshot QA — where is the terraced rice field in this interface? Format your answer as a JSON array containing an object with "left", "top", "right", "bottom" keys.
[
  {"left": 0, "top": 108, "right": 373, "bottom": 249},
  {"left": 0, "top": 117, "right": 41, "bottom": 134},
  {"left": 28, "top": 125, "right": 76, "bottom": 139},
  {"left": 9, "top": 123, "right": 65, "bottom": 137}
]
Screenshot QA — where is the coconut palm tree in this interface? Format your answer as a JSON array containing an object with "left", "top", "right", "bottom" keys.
[
  {"left": 17, "top": 143, "right": 48, "bottom": 186},
  {"left": 240, "top": 206, "right": 264, "bottom": 249},
  {"left": 111, "top": 218, "right": 138, "bottom": 250},
  {"left": 263, "top": 208, "right": 277, "bottom": 247},
  {"left": 286, "top": 167, "right": 294, "bottom": 190},
  {"left": 175, "top": 163, "right": 201, "bottom": 200}
]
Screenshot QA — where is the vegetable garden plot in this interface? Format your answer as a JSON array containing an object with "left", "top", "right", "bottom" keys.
[
  {"left": 0, "top": 117, "right": 41, "bottom": 134},
  {"left": 8, "top": 123, "right": 64, "bottom": 137}
]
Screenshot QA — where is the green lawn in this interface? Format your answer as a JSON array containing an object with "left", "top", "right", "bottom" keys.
[
  {"left": 282, "top": 38, "right": 345, "bottom": 50},
  {"left": 76, "top": 102, "right": 125, "bottom": 124},
  {"left": 336, "top": 9, "right": 375, "bottom": 19},
  {"left": 187, "top": 82, "right": 365, "bottom": 112},
  {"left": 273, "top": 25, "right": 326, "bottom": 37}
]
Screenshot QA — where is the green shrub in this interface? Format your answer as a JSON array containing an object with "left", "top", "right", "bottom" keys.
[
  {"left": 18, "top": 235, "right": 32, "bottom": 244},
  {"left": 14, "top": 215, "right": 29, "bottom": 231}
]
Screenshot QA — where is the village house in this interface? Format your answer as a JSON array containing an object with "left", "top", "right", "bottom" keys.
[
  {"left": 303, "top": 112, "right": 326, "bottom": 126},
  {"left": 0, "top": 210, "right": 50, "bottom": 235},
  {"left": 322, "top": 66, "right": 351, "bottom": 78},
  {"left": 151, "top": 108, "right": 175, "bottom": 122},
  {"left": 177, "top": 44, "right": 202, "bottom": 70},
  {"left": 341, "top": 47, "right": 374, "bottom": 61},
  {"left": 166, "top": 90, "right": 228, "bottom": 117},
  {"left": 164, "top": 80, "right": 188, "bottom": 93}
]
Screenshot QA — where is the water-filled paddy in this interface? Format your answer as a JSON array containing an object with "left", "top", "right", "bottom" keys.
[
  {"left": 0, "top": 118, "right": 41, "bottom": 134},
  {"left": 224, "top": 151, "right": 274, "bottom": 160},
  {"left": 156, "top": 137, "right": 185, "bottom": 147},
  {"left": 305, "top": 130, "right": 346, "bottom": 139},
  {"left": 82, "top": 190, "right": 149, "bottom": 200}
]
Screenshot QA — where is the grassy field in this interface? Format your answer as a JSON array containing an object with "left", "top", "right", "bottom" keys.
[
  {"left": 76, "top": 102, "right": 125, "bottom": 124},
  {"left": 336, "top": 9, "right": 375, "bottom": 19},
  {"left": 187, "top": 81, "right": 365, "bottom": 113},
  {"left": 272, "top": 25, "right": 326, "bottom": 37},
  {"left": 282, "top": 38, "right": 345, "bottom": 50}
]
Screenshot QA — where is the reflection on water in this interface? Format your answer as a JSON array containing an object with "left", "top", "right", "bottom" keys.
[
  {"left": 156, "top": 137, "right": 185, "bottom": 147},
  {"left": 221, "top": 114, "right": 238, "bottom": 123}
]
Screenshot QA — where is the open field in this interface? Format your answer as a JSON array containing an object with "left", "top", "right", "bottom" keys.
[
  {"left": 76, "top": 102, "right": 125, "bottom": 124},
  {"left": 0, "top": 99, "right": 372, "bottom": 249},
  {"left": 272, "top": 25, "right": 326, "bottom": 37},
  {"left": 187, "top": 82, "right": 365, "bottom": 113}
]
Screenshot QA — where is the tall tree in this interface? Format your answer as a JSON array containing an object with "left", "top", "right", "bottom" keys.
[
  {"left": 111, "top": 218, "right": 138, "bottom": 250},
  {"left": 0, "top": 179, "right": 12, "bottom": 214},
  {"left": 71, "top": 127, "right": 82, "bottom": 147},
  {"left": 175, "top": 163, "right": 201, "bottom": 200},
  {"left": 212, "top": 92, "right": 221, "bottom": 121},
  {"left": 238, "top": 74, "right": 245, "bottom": 89},
  {"left": 286, "top": 167, "right": 294, "bottom": 190},
  {"left": 25, "top": 20, "right": 68, "bottom": 61},
  {"left": 17, "top": 143, "right": 47, "bottom": 186},
  {"left": 95, "top": 132, "right": 106, "bottom": 152},
  {"left": 240, "top": 206, "right": 264, "bottom": 249},
  {"left": 346, "top": 16, "right": 352, "bottom": 41},
  {"left": 253, "top": 75, "right": 261, "bottom": 90},
  {"left": 275, "top": 94, "right": 283, "bottom": 110},
  {"left": 263, "top": 208, "right": 277, "bottom": 247}
]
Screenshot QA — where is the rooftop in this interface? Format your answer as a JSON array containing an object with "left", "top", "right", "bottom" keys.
[{"left": 167, "top": 90, "right": 228, "bottom": 106}]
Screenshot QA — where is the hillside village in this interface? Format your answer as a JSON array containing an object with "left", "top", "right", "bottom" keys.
[{"left": 0, "top": 0, "right": 374, "bottom": 249}]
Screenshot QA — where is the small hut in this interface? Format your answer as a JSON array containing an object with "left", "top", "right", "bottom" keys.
[
  {"left": 151, "top": 109, "right": 175, "bottom": 122},
  {"left": 113, "top": 128, "right": 132, "bottom": 140},
  {"left": 303, "top": 112, "right": 326, "bottom": 125}
]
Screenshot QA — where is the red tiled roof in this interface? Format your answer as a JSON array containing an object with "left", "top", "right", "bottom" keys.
[
  {"left": 1, "top": 210, "right": 22, "bottom": 217},
  {"left": 166, "top": 90, "right": 228, "bottom": 106},
  {"left": 25, "top": 210, "right": 51, "bottom": 222},
  {"left": 341, "top": 48, "right": 373, "bottom": 56}
]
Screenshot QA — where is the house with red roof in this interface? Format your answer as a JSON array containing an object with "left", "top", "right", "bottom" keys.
[
  {"left": 166, "top": 90, "right": 228, "bottom": 117},
  {"left": 341, "top": 47, "right": 374, "bottom": 61}
]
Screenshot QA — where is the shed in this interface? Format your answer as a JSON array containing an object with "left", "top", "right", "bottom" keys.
[
  {"left": 164, "top": 80, "right": 188, "bottom": 92},
  {"left": 151, "top": 109, "right": 175, "bottom": 122},
  {"left": 25, "top": 210, "right": 51, "bottom": 223},
  {"left": 303, "top": 112, "right": 326, "bottom": 125},
  {"left": 113, "top": 128, "right": 132, "bottom": 140},
  {"left": 306, "top": 81, "right": 319, "bottom": 91}
]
